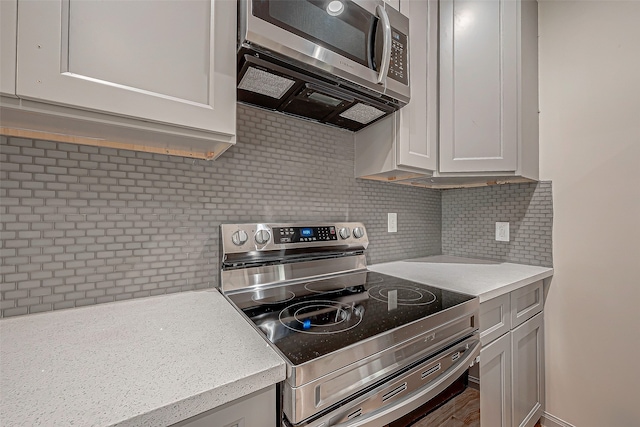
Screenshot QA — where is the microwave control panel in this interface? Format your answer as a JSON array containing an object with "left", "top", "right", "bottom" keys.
[{"left": 388, "top": 29, "right": 408, "bottom": 85}]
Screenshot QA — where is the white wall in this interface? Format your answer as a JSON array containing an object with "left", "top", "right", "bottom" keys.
[{"left": 538, "top": 1, "right": 640, "bottom": 426}]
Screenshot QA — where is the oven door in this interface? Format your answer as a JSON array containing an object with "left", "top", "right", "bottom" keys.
[
  {"left": 289, "top": 335, "right": 480, "bottom": 427},
  {"left": 241, "top": 0, "right": 410, "bottom": 103}
]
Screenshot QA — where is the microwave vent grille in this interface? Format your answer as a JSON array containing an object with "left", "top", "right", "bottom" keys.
[
  {"left": 238, "top": 66, "right": 295, "bottom": 99},
  {"left": 339, "top": 103, "right": 386, "bottom": 124}
]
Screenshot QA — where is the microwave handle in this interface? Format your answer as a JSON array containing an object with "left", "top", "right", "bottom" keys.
[{"left": 375, "top": 4, "right": 392, "bottom": 84}]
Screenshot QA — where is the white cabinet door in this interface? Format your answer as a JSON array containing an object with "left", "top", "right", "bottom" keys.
[
  {"left": 480, "top": 332, "right": 512, "bottom": 427},
  {"left": 16, "top": 0, "right": 235, "bottom": 137},
  {"left": 439, "top": 0, "right": 518, "bottom": 173},
  {"left": 0, "top": 0, "right": 17, "bottom": 96},
  {"left": 397, "top": 0, "right": 438, "bottom": 171},
  {"left": 511, "top": 312, "right": 544, "bottom": 427}
]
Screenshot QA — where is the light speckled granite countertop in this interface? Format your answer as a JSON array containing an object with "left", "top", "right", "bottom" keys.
[
  {"left": 0, "top": 290, "right": 286, "bottom": 426},
  {"left": 369, "top": 255, "right": 553, "bottom": 302}
]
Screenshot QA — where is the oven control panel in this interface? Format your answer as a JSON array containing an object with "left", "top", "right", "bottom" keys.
[
  {"left": 221, "top": 222, "right": 369, "bottom": 255},
  {"left": 273, "top": 226, "right": 337, "bottom": 244}
]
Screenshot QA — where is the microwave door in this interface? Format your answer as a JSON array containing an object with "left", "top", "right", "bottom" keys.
[{"left": 246, "top": 0, "right": 382, "bottom": 86}]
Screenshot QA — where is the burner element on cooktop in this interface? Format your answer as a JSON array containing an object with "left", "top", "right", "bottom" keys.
[
  {"left": 367, "top": 284, "right": 437, "bottom": 306},
  {"left": 251, "top": 288, "right": 296, "bottom": 305},
  {"left": 279, "top": 300, "right": 363, "bottom": 335},
  {"left": 304, "top": 282, "right": 347, "bottom": 294}
]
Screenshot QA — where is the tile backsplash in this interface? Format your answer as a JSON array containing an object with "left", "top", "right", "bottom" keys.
[
  {"left": 0, "top": 105, "right": 441, "bottom": 317},
  {"left": 0, "top": 105, "right": 554, "bottom": 318},
  {"left": 442, "top": 181, "right": 553, "bottom": 267}
]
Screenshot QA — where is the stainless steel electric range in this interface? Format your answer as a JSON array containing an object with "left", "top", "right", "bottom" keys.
[{"left": 219, "top": 222, "right": 480, "bottom": 427}]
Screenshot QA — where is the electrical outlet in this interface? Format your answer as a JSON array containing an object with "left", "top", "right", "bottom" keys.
[
  {"left": 496, "top": 222, "right": 510, "bottom": 242},
  {"left": 388, "top": 213, "right": 397, "bottom": 233}
]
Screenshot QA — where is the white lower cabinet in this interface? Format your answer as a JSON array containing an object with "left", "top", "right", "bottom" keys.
[
  {"left": 479, "top": 281, "right": 545, "bottom": 427},
  {"left": 171, "top": 385, "right": 276, "bottom": 427}
]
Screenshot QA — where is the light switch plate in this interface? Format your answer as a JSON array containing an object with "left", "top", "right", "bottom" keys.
[
  {"left": 388, "top": 213, "right": 397, "bottom": 233},
  {"left": 496, "top": 222, "right": 510, "bottom": 242}
]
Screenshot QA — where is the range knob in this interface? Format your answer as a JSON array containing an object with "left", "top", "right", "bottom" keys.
[
  {"left": 338, "top": 227, "right": 351, "bottom": 239},
  {"left": 353, "top": 305, "right": 365, "bottom": 317},
  {"left": 353, "top": 227, "right": 364, "bottom": 239},
  {"left": 255, "top": 229, "right": 271, "bottom": 245},
  {"left": 231, "top": 230, "right": 248, "bottom": 246}
]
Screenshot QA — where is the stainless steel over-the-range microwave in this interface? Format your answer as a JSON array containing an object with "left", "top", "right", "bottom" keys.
[{"left": 238, "top": 0, "right": 410, "bottom": 131}]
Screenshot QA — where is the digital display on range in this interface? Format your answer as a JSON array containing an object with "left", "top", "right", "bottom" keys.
[{"left": 300, "top": 228, "right": 313, "bottom": 237}]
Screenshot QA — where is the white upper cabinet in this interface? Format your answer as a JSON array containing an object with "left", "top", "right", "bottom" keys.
[
  {"left": 356, "top": 0, "right": 539, "bottom": 188},
  {"left": 439, "top": 0, "right": 538, "bottom": 176},
  {"left": 355, "top": 0, "right": 438, "bottom": 181},
  {"left": 1, "top": 0, "right": 17, "bottom": 97},
  {"left": 16, "top": 0, "right": 235, "bottom": 136},
  {"left": 1, "top": 0, "right": 235, "bottom": 159}
]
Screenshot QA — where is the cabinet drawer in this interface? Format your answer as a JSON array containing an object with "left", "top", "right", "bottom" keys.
[
  {"left": 510, "top": 280, "right": 544, "bottom": 329},
  {"left": 479, "top": 293, "right": 510, "bottom": 346}
]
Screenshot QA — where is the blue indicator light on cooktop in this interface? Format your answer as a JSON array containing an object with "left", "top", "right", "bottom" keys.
[
  {"left": 301, "top": 228, "right": 313, "bottom": 237},
  {"left": 302, "top": 319, "right": 311, "bottom": 329}
]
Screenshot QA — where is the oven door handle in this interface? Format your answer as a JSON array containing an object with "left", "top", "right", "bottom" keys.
[{"left": 334, "top": 338, "right": 481, "bottom": 427}]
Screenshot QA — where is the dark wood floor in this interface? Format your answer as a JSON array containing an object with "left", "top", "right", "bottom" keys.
[
  {"left": 409, "top": 388, "right": 543, "bottom": 427},
  {"left": 411, "top": 388, "right": 480, "bottom": 427}
]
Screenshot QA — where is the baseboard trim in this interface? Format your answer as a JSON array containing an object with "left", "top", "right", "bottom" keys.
[{"left": 541, "top": 411, "right": 576, "bottom": 427}]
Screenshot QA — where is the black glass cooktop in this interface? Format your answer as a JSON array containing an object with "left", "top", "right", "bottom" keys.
[{"left": 227, "top": 271, "right": 475, "bottom": 365}]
